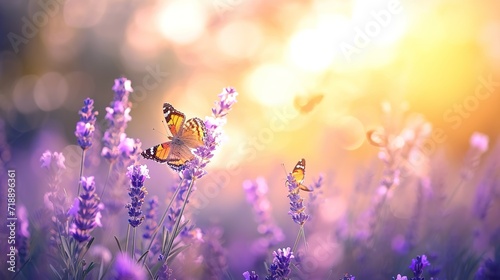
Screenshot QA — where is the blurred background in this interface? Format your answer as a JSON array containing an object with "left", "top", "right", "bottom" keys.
[{"left": 1, "top": 0, "right": 500, "bottom": 277}]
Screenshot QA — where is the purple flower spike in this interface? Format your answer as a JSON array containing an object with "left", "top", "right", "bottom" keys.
[
  {"left": 178, "top": 87, "right": 237, "bottom": 181},
  {"left": 286, "top": 173, "right": 309, "bottom": 226},
  {"left": 126, "top": 164, "right": 149, "bottom": 227},
  {"left": 69, "top": 176, "right": 102, "bottom": 242},
  {"left": 111, "top": 253, "right": 146, "bottom": 280},
  {"left": 102, "top": 77, "right": 133, "bottom": 162},
  {"left": 243, "top": 271, "right": 260, "bottom": 280},
  {"left": 75, "top": 98, "right": 98, "bottom": 150},
  {"left": 409, "top": 255, "right": 430, "bottom": 279},
  {"left": 265, "top": 247, "right": 294, "bottom": 280}
]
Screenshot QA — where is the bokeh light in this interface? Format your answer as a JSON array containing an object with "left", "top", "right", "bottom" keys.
[{"left": 1, "top": 0, "right": 500, "bottom": 278}]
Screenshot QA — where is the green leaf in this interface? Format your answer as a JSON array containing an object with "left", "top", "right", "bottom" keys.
[{"left": 114, "top": 236, "right": 123, "bottom": 252}]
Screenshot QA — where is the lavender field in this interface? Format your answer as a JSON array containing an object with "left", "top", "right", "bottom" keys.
[{"left": 1, "top": 0, "right": 499, "bottom": 279}]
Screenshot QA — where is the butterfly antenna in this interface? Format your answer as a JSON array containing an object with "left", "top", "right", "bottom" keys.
[
  {"left": 152, "top": 127, "right": 168, "bottom": 137},
  {"left": 281, "top": 163, "right": 289, "bottom": 178}
]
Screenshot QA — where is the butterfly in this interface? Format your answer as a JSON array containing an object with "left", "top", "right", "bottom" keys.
[
  {"left": 288, "top": 158, "right": 312, "bottom": 193},
  {"left": 141, "top": 103, "right": 206, "bottom": 171}
]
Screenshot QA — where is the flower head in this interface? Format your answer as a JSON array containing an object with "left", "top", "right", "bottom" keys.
[
  {"left": 243, "top": 271, "right": 260, "bottom": 280},
  {"left": 286, "top": 173, "right": 309, "bottom": 226},
  {"left": 102, "top": 77, "right": 133, "bottom": 162},
  {"left": 126, "top": 164, "right": 149, "bottom": 227},
  {"left": 265, "top": 247, "right": 294, "bottom": 280},
  {"left": 409, "top": 255, "right": 430, "bottom": 279},
  {"left": 243, "top": 178, "right": 284, "bottom": 251},
  {"left": 69, "top": 176, "right": 102, "bottom": 242},
  {"left": 111, "top": 253, "right": 146, "bottom": 280},
  {"left": 75, "top": 98, "right": 98, "bottom": 150}
]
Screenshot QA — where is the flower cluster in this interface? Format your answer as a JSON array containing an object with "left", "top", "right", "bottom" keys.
[
  {"left": 125, "top": 164, "right": 149, "bottom": 227},
  {"left": 69, "top": 176, "right": 102, "bottom": 242},
  {"left": 102, "top": 77, "right": 133, "bottom": 162},
  {"left": 243, "top": 271, "right": 260, "bottom": 280},
  {"left": 142, "top": 196, "right": 159, "bottom": 240},
  {"left": 183, "top": 87, "right": 238, "bottom": 179},
  {"left": 75, "top": 98, "right": 98, "bottom": 150},
  {"left": 111, "top": 253, "right": 146, "bottom": 280},
  {"left": 243, "top": 177, "right": 284, "bottom": 251},
  {"left": 409, "top": 255, "right": 430, "bottom": 280},
  {"left": 265, "top": 247, "right": 294, "bottom": 280},
  {"left": 286, "top": 173, "right": 309, "bottom": 226}
]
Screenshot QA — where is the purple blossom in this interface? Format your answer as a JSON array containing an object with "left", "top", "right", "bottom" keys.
[
  {"left": 111, "top": 253, "right": 146, "bottom": 280},
  {"left": 202, "top": 227, "right": 228, "bottom": 279},
  {"left": 16, "top": 205, "right": 30, "bottom": 265},
  {"left": 265, "top": 247, "right": 294, "bottom": 280},
  {"left": 40, "top": 150, "right": 66, "bottom": 171},
  {"left": 102, "top": 77, "right": 133, "bottom": 162},
  {"left": 409, "top": 255, "right": 430, "bottom": 279},
  {"left": 75, "top": 98, "right": 98, "bottom": 150},
  {"left": 182, "top": 87, "right": 238, "bottom": 179},
  {"left": 243, "top": 178, "right": 284, "bottom": 251},
  {"left": 143, "top": 196, "right": 159, "bottom": 240},
  {"left": 340, "top": 273, "right": 356, "bottom": 280},
  {"left": 126, "top": 164, "right": 149, "bottom": 227},
  {"left": 307, "top": 174, "right": 324, "bottom": 220},
  {"left": 69, "top": 176, "right": 102, "bottom": 242},
  {"left": 243, "top": 271, "right": 260, "bottom": 280},
  {"left": 286, "top": 173, "right": 309, "bottom": 226}
]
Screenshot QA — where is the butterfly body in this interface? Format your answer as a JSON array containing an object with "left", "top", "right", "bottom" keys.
[
  {"left": 289, "top": 158, "right": 312, "bottom": 193},
  {"left": 141, "top": 103, "right": 206, "bottom": 171}
]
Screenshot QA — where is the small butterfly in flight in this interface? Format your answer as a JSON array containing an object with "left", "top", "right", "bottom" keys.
[
  {"left": 288, "top": 158, "right": 312, "bottom": 193},
  {"left": 141, "top": 103, "right": 206, "bottom": 171}
]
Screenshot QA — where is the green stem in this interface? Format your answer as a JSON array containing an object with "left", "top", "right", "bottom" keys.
[
  {"left": 292, "top": 225, "right": 307, "bottom": 253},
  {"left": 132, "top": 227, "right": 137, "bottom": 260},
  {"left": 100, "top": 162, "right": 114, "bottom": 199},
  {"left": 141, "top": 178, "right": 184, "bottom": 266},
  {"left": 164, "top": 178, "right": 196, "bottom": 264},
  {"left": 77, "top": 149, "right": 86, "bottom": 195},
  {"left": 125, "top": 224, "right": 131, "bottom": 254}
]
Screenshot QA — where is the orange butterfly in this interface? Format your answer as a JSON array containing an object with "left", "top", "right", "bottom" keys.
[
  {"left": 141, "top": 103, "right": 206, "bottom": 171},
  {"left": 288, "top": 158, "right": 312, "bottom": 193}
]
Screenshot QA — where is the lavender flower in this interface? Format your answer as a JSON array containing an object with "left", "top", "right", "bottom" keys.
[
  {"left": 462, "top": 132, "right": 490, "bottom": 180},
  {"left": 202, "top": 227, "right": 228, "bottom": 279},
  {"left": 307, "top": 174, "right": 324, "bottom": 220},
  {"left": 340, "top": 273, "right": 356, "bottom": 280},
  {"left": 265, "top": 247, "right": 294, "bottom": 280},
  {"left": 143, "top": 196, "right": 159, "bottom": 240},
  {"left": 243, "top": 271, "right": 260, "bottom": 280},
  {"left": 75, "top": 98, "right": 98, "bottom": 150},
  {"left": 40, "top": 150, "right": 68, "bottom": 211},
  {"left": 69, "top": 176, "right": 102, "bottom": 242},
  {"left": 126, "top": 164, "right": 149, "bottom": 227},
  {"left": 16, "top": 205, "right": 30, "bottom": 265},
  {"left": 409, "top": 255, "right": 430, "bottom": 280},
  {"left": 286, "top": 173, "right": 309, "bottom": 226},
  {"left": 102, "top": 77, "right": 133, "bottom": 162},
  {"left": 111, "top": 253, "right": 146, "bottom": 280},
  {"left": 393, "top": 275, "right": 408, "bottom": 280},
  {"left": 243, "top": 177, "right": 284, "bottom": 251},
  {"left": 157, "top": 263, "right": 173, "bottom": 280},
  {"left": 182, "top": 87, "right": 238, "bottom": 179}
]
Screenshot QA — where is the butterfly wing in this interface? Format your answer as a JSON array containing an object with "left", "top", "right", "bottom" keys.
[
  {"left": 163, "top": 103, "right": 186, "bottom": 136},
  {"left": 141, "top": 142, "right": 171, "bottom": 163},
  {"left": 179, "top": 117, "right": 206, "bottom": 148},
  {"left": 292, "top": 158, "right": 312, "bottom": 192},
  {"left": 142, "top": 103, "right": 206, "bottom": 171}
]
